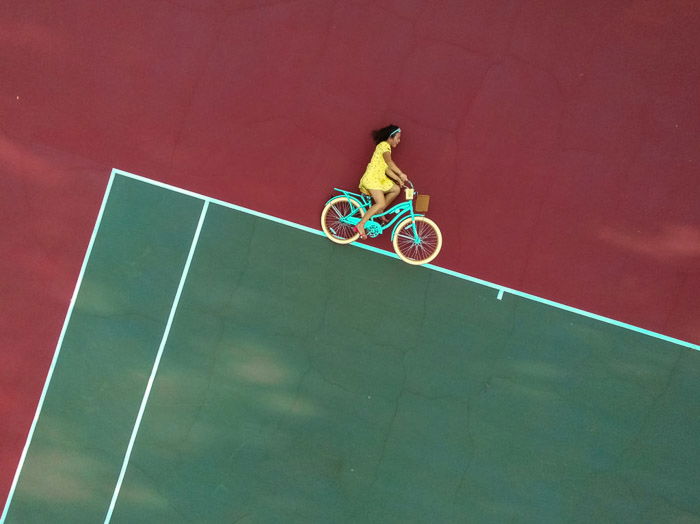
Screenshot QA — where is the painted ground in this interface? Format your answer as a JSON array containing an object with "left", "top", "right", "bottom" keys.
[
  {"left": 3, "top": 174, "right": 699, "bottom": 522},
  {"left": 2, "top": 1, "right": 699, "bottom": 519}
]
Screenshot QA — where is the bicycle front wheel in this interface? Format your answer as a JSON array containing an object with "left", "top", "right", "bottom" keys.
[
  {"left": 321, "top": 196, "right": 365, "bottom": 244},
  {"left": 392, "top": 216, "right": 442, "bottom": 265}
]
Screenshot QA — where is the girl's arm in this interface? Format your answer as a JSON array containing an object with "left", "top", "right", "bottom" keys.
[
  {"left": 385, "top": 170, "right": 403, "bottom": 186},
  {"left": 383, "top": 151, "right": 408, "bottom": 185}
]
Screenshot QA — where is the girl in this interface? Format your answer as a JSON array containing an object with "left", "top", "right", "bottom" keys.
[{"left": 355, "top": 124, "right": 408, "bottom": 239}]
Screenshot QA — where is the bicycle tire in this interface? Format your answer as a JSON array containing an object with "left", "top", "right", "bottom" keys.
[
  {"left": 321, "top": 196, "right": 365, "bottom": 244},
  {"left": 392, "top": 216, "right": 442, "bottom": 265}
]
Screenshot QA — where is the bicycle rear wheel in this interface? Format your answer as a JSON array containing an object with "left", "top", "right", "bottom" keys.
[
  {"left": 321, "top": 196, "right": 365, "bottom": 244},
  {"left": 392, "top": 216, "right": 442, "bottom": 265}
]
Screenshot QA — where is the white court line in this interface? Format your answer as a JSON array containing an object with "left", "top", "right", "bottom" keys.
[
  {"left": 3, "top": 167, "right": 696, "bottom": 521},
  {"left": 112, "top": 168, "right": 699, "bottom": 352},
  {"left": 103, "top": 199, "right": 209, "bottom": 523},
  {"left": 1, "top": 172, "right": 117, "bottom": 524}
]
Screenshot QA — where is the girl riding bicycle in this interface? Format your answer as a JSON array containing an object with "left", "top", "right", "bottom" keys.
[{"left": 355, "top": 124, "right": 408, "bottom": 239}]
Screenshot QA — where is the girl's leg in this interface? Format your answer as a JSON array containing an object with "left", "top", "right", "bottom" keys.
[
  {"left": 384, "top": 184, "right": 400, "bottom": 209},
  {"left": 357, "top": 189, "right": 386, "bottom": 237},
  {"left": 376, "top": 184, "right": 399, "bottom": 225}
]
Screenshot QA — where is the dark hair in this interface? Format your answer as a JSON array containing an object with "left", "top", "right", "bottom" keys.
[{"left": 371, "top": 124, "right": 401, "bottom": 144}]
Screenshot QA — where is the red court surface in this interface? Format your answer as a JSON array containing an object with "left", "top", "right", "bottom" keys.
[{"left": 2, "top": 0, "right": 699, "bottom": 510}]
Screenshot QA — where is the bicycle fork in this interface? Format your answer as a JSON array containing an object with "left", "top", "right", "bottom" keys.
[{"left": 403, "top": 220, "right": 422, "bottom": 244}]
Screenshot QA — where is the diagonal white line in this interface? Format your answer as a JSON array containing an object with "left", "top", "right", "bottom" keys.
[
  {"left": 1, "top": 172, "right": 117, "bottom": 524},
  {"left": 103, "top": 199, "right": 209, "bottom": 523},
  {"left": 111, "top": 171, "right": 700, "bottom": 350}
]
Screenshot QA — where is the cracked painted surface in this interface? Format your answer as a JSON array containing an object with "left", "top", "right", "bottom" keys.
[
  {"left": 5, "top": 178, "right": 699, "bottom": 522},
  {"left": 2, "top": 0, "right": 700, "bottom": 517}
]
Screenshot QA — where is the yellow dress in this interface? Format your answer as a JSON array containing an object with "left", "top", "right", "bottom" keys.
[{"left": 359, "top": 141, "right": 394, "bottom": 194}]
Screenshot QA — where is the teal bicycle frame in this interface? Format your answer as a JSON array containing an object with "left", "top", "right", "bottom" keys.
[{"left": 324, "top": 185, "right": 425, "bottom": 241}]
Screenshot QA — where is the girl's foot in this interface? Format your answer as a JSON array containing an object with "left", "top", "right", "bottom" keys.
[{"left": 353, "top": 226, "right": 367, "bottom": 240}]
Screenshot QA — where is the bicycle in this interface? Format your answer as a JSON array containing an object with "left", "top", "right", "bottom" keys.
[{"left": 321, "top": 181, "right": 443, "bottom": 265}]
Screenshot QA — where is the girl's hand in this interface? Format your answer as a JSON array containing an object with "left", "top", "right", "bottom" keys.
[{"left": 400, "top": 173, "right": 408, "bottom": 182}]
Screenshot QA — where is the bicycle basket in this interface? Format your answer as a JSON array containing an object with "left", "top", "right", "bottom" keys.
[{"left": 415, "top": 194, "right": 430, "bottom": 213}]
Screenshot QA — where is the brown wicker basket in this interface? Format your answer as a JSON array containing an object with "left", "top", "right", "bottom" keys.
[{"left": 415, "top": 194, "right": 430, "bottom": 213}]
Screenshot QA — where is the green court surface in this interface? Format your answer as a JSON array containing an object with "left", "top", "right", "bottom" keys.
[{"left": 4, "top": 173, "right": 700, "bottom": 523}]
